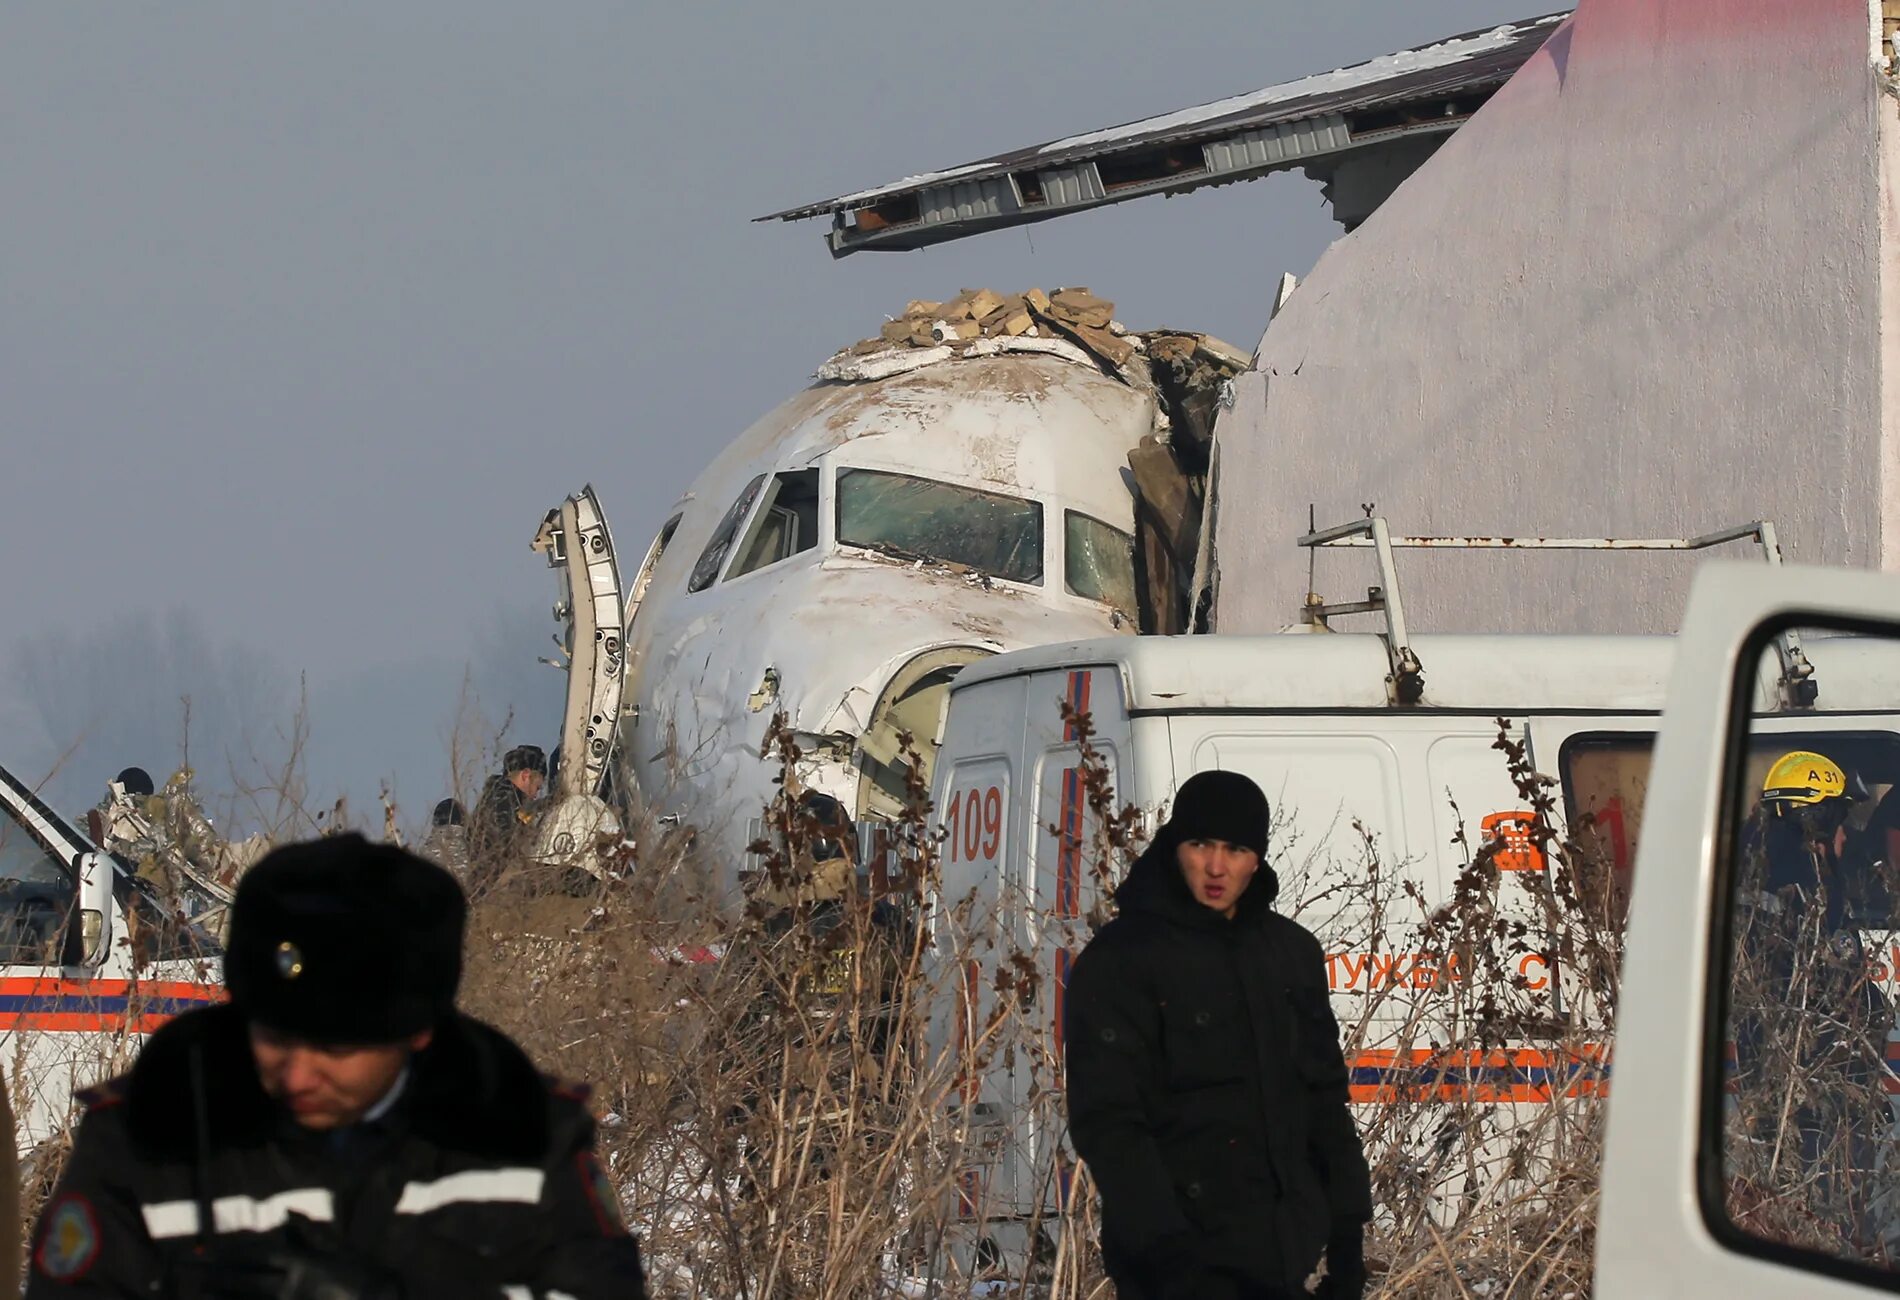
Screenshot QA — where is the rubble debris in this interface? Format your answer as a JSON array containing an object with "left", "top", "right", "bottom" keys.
[
  {"left": 88, "top": 768, "right": 266, "bottom": 939},
  {"left": 820, "top": 287, "right": 1251, "bottom": 634},
  {"left": 826, "top": 285, "right": 1153, "bottom": 378},
  {"left": 822, "top": 286, "right": 1244, "bottom": 401}
]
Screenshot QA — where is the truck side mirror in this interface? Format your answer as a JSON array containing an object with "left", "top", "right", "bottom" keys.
[{"left": 72, "top": 850, "right": 111, "bottom": 966}]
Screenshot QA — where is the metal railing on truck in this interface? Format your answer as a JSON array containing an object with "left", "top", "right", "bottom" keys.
[{"left": 1296, "top": 513, "right": 1817, "bottom": 710}]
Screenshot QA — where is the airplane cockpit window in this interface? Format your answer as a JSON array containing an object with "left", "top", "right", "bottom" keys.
[
  {"left": 1064, "top": 511, "right": 1136, "bottom": 617},
  {"left": 728, "top": 470, "right": 821, "bottom": 580},
  {"left": 0, "top": 808, "right": 76, "bottom": 965},
  {"left": 836, "top": 469, "right": 1043, "bottom": 585},
  {"left": 688, "top": 475, "right": 766, "bottom": 593}
]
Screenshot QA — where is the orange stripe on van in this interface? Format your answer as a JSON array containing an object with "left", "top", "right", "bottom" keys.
[
  {"left": 1056, "top": 767, "right": 1083, "bottom": 918},
  {"left": 0, "top": 977, "right": 222, "bottom": 1035},
  {"left": 1347, "top": 1045, "right": 1611, "bottom": 1103}
]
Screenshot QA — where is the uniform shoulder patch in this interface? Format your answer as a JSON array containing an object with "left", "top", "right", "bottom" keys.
[
  {"left": 75, "top": 1077, "right": 128, "bottom": 1111},
  {"left": 34, "top": 1194, "right": 100, "bottom": 1280},
  {"left": 576, "top": 1151, "right": 626, "bottom": 1237}
]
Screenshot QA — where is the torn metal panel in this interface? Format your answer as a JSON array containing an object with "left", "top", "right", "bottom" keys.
[
  {"left": 1127, "top": 437, "right": 1200, "bottom": 635},
  {"left": 759, "top": 12, "right": 1568, "bottom": 255}
]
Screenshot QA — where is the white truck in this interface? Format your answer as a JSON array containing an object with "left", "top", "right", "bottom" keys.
[
  {"left": 0, "top": 763, "right": 221, "bottom": 1149},
  {"left": 926, "top": 522, "right": 1900, "bottom": 1294}
]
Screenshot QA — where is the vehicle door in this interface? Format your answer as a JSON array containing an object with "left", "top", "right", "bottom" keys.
[
  {"left": 0, "top": 768, "right": 119, "bottom": 1145},
  {"left": 1598, "top": 562, "right": 1900, "bottom": 1297},
  {"left": 1022, "top": 665, "right": 1126, "bottom": 1220},
  {"left": 1523, "top": 716, "right": 1659, "bottom": 1049},
  {"left": 1167, "top": 719, "right": 1411, "bottom": 1030},
  {"left": 930, "top": 674, "right": 1027, "bottom": 1226}
]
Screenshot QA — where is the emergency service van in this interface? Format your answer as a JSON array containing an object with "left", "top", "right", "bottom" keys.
[
  {"left": 0, "top": 763, "right": 221, "bottom": 1149},
  {"left": 925, "top": 522, "right": 1900, "bottom": 1293}
]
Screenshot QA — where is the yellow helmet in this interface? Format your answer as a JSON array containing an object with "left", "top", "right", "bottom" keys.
[{"left": 1761, "top": 751, "right": 1854, "bottom": 810}]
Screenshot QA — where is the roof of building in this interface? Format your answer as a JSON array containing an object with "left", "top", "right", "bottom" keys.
[{"left": 760, "top": 12, "right": 1569, "bottom": 255}]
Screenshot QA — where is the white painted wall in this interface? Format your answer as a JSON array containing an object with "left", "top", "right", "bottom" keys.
[{"left": 1215, "top": 0, "right": 1888, "bottom": 635}]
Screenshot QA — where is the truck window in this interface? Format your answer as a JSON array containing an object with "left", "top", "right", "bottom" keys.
[
  {"left": 1562, "top": 730, "right": 1900, "bottom": 932},
  {"left": 728, "top": 470, "right": 820, "bottom": 580},
  {"left": 836, "top": 469, "right": 1043, "bottom": 586},
  {"left": 687, "top": 475, "right": 766, "bottom": 593},
  {"left": 1705, "top": 626, "right": 1900, "bottom": 1286},
  {"left": 1063, "top": 511, "right": 1136, "bottom": 617},
  {"left": 1559, "top": 734, "right": 1655, "bottom": 925},
  {"left": 0, "top": 811, "right": 76, "bottom": 965}
]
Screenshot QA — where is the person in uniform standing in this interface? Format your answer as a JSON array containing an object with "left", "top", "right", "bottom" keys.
[
  {"left": 469, "top": 745, "right": 548, "bottom": 894},
  {"left": 25, "top": 832, "right": 648, "bottom": 1299},
  {"left": 1063, "top": 770, "right": 1371, "bottom": 1300}
]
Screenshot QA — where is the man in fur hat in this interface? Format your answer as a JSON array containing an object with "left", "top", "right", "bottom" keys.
[
  {"left": 24, "top": 833, "right": 647, "bottom": 1299},
  {"left": 1063, "top": 769, "right": 1371, "bottom": 1300}
]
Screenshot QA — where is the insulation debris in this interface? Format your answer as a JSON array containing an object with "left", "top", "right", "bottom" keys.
[{"left": 820, "top": 286, "right": 1244, "bottom": 397}]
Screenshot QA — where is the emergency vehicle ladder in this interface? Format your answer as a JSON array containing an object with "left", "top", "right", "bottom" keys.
[{"left": 1297, "top": 514, "right": 1817, "bottom": 710}]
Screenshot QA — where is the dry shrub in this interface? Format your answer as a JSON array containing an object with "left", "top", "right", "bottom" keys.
[
  {"left": 1717, "top": 824, "right": 1900, "bottom": 1271},
  {"left": 458, "top": 709, "right": 1627, "bottom": 1299},
  {"left": 458, "top": 718, "right": 1114, "bottom": 1299},
  {"left": 1275, "top": 723, "right": 1620, "bottom": 1298},
  {"left": 6, "top": 703, "right": 1644, "bottom": 1300}
]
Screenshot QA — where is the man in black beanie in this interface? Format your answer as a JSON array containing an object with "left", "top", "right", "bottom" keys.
[
  {"left": 24, "top": 833, "right": 648, "bottom": 1299},
  {"left": 1063, "top": 770, "right": 1371, "bottom": 1300}
]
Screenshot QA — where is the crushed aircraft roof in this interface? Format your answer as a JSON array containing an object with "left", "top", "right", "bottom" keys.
[{"left": 760, "top": 11, "right": 1569, "bottom": 257}]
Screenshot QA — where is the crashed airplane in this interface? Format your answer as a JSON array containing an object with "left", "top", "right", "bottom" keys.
[
  {"left": 536, "top": 289, "right": 1244, "bottom": 884},
  {"left": 523, "top": 12, "right": 1596, "bottom": 884}
]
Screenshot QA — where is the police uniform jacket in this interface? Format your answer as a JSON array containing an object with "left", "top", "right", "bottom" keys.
[
  {"left": 26, "top": 1004, "right": 648, "bottom": 1299},
  {"left": 1062, "top": 837, "right": 1371, "bottom": 1297}
]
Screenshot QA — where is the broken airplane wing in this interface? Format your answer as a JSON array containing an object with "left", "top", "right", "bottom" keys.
[{"left": 759, "top": 11, "right": 1568, "bottom": 256}]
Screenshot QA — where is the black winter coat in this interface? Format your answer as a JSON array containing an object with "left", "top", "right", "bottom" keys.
[
  {"left": 25, "top": 1004, "right": 648, "bottom": 1299},
  {"left": 1063, "top": 837, "right": 1370, "bottom": 1297}
]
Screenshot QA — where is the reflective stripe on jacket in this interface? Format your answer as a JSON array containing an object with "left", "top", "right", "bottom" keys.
[{"left": 25, "top": 1004, "right": 647, "bottom": 1299}]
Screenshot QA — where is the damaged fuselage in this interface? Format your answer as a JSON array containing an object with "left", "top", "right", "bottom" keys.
[{"left": 615, "top": 341, "right": 1157, "bottom": 885}]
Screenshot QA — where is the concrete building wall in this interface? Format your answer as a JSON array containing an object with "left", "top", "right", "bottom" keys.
[{"left": 1215, "top": 0, "right": 1886, "bottom": 635}]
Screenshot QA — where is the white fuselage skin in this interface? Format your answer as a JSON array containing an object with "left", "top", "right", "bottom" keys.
[{"left": 616, "top": 352, "right": 1155, "bottom": 891}]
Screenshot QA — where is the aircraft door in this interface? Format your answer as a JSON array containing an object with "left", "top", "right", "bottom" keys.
[{"left": 533, "top": 486, "right": 626, "bottom": 804}]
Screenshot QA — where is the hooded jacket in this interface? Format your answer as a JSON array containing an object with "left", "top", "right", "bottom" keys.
[
  {"left": 24, "top": 1004, "right": 647, "bottom": 1299},
  {"left": 1062, "top": 831, "right": 1371, "bottom": 1294}
]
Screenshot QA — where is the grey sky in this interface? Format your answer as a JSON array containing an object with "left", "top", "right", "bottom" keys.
[{"left": 1, "top": 1, "right": 1535, "bottom": 820}]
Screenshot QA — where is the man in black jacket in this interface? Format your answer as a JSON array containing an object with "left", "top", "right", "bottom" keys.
[
  {"left": 1064, "top": 770, "right": 1371, "bottom": 1300},
  {"left": 25, "top": 833, "right": 648, "bottom": 1299},
  {"left": 468, "top": 745, "right": 548, "bottom": 894}
]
